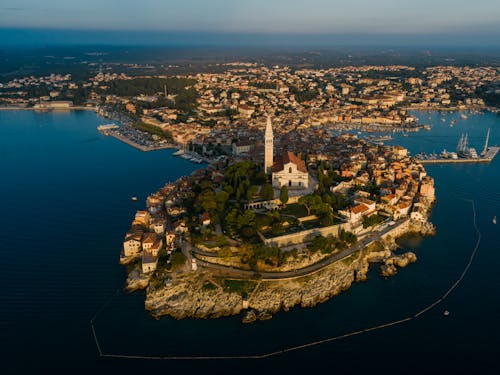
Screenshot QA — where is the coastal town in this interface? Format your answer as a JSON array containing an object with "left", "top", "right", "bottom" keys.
[
  {"left": 1, "top": 61, "right": 496, "bottom": 321},
  {"left": 119, "top": 114, "right": 436, "bottom": 321}
]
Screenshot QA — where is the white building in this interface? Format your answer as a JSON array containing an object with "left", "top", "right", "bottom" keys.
[{"left": 272, "top": 151, "right": 309, "bottom": 189}]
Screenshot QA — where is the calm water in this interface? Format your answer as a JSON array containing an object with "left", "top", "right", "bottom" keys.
[{"left": 0, "top": 110, "right": 499, "bottom": 373}]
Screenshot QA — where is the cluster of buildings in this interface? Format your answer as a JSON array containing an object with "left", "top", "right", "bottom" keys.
[
  {"left": 119, "top": 111, "right": 437, "bottom": 276},
  {"left": 332, "top": 136, "right": 435, "bottom": 231},
  {"left": 94, "top": 64, "right": 496, "bottom": 159},
  {"left": 121, "top": 180, "right": 191, "bottom": 273}
]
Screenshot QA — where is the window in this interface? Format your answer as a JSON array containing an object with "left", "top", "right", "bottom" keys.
[{"left": 289, "top": 167, "right": 292, "bottom": 173}]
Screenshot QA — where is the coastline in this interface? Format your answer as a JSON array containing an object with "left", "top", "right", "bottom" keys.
[
  {"left": 125, "top": 218, "right": 435, "bottom": 322},
  {"left": 140, "top": 219, "right": 434, "bottom": 321}
]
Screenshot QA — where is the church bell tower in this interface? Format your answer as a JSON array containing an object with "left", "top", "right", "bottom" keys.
[{"left": 264, "top": 116, "right": 274, "bottom": 174}]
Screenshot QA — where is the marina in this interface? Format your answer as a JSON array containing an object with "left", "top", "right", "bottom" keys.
[{"left": 415, "top": 129, "right": 498, "bottom": 164}]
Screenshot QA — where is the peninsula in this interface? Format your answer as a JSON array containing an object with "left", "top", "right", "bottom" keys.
[{"left": 120, "top": 116, "right": 436, "bottom": 322}]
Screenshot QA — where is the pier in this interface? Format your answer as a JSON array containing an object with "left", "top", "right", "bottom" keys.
[
  {"left": 106, "top": 131, "right": 175, "bottom": 152},
  {"left": 417, "top": 147, "right": 499, "bottom": 164},
  {"left": 416, "top": 129, "right": 498, "bottom": 164}
]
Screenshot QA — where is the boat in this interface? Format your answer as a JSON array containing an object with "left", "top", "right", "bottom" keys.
[
  {"left": 494, "top": 216, "right": 497, "bottom": 225},
  {"left": 131, "top": 197, "right": 138, "bottom": 201},
  {"left": 172, "top": 149, "right": 185, "bottom": 156}
]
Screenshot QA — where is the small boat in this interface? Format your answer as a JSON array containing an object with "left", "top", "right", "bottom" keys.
[
  {"left": 494, "top": 216, "right": 497, "bottom": 225},
  {"left": 444, "top": 310, "right": 450, "bottom": 316},
  {"left": 131, "top": 197, "right": 138, "bottom": 201}
]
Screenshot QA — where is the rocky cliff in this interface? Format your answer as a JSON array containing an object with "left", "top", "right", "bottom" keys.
[
  {"left": 136, "top": 219, "right": 433, "bottom": 322},
  {"left": 142, "top": 246, "right": 417, "bottom": 321}
]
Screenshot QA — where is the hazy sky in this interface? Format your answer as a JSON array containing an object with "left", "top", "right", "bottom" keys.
[{"left": 1, "top": 0, "right": 499, "bottom": 34}]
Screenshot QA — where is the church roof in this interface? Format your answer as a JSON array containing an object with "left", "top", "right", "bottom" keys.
[{"left": 272, "top": 151, "right": 307, "bottom": 173}]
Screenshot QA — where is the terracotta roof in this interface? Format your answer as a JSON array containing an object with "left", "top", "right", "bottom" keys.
[
  {"left": 272, "top": 151, "right": 307, "bottom": 173},
  {"left": 352, "top": 204, "right": 369, "bottom": 214}
]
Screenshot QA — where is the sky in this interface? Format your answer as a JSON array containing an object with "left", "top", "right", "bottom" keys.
[{"left": 0, "top": 0, "right": 499, "bottom": 46}]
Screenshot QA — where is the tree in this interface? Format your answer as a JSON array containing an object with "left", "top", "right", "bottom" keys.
[
  {"left": 362, "top": 214, "right": 384, "bottom": 229},
  {"left": 224, "top": 208, "right": 240, "bottom": 234},
  {"left": 236, "top": 210, "right": 256, "bottom": 233},
  {"left": 298, "top": 194, "right": 323, "bottom": 216},
  {"left": 279, "top": 186, "right": 289, "bottom": 206},
  {"left": 340, "top": 229, "right": 358, "bottom": 244},
  {"left": 215, "top": 190, "right": 229, "bottom": 214},
  {"left": 196, "top": 189, "right": 217, "bottom": 213},
  {"left": 260, "top": 183, "right": 275, "bottom": 200},
  {"left": 246, "top": 185, "right": 259, "bottom": 200}
]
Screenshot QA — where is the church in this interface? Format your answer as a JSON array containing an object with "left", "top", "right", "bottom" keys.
[{"left": 264, "top": 116, "right": 309, "bottom": 190}]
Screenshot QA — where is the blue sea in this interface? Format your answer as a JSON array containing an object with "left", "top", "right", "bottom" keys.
[{"left": 0, "top": 109, "right": 499, "bottom": 373}]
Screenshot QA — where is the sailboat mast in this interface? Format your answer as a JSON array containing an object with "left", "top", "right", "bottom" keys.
[{"left": 482, "top": 128, "right": 490, "bottom": 156}]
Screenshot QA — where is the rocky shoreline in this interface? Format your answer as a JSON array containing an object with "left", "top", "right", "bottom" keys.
[{"left": 127, "top": 220, "right": 434, "bottom": 322}]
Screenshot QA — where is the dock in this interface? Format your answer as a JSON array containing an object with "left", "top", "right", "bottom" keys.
[
  {"left": 417, "top": 129, "right": 498, "bottom": 164},
  {"left": 107, "top": 132, "right": 175, "bottom": 152},
  {"left": 417, "top": 146, "right": 499, "bottom": 164}
]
